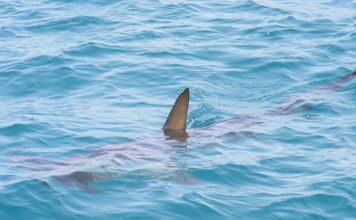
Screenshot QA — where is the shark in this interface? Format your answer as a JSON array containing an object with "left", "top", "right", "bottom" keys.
[
  {"left": 9, "top": 71, "right": 356, "bottom": 192},
  {"left": 163, "top": 71, "right": 356, "bottom": 141}
]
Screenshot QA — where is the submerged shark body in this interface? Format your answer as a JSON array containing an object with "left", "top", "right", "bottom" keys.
[{"left": 10, "top": 71, "right": 356, "bottom": 191}]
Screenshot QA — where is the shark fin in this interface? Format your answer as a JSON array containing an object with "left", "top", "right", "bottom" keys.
[{"left": 163, "top": 88, "right": 190, "bottom": 131}]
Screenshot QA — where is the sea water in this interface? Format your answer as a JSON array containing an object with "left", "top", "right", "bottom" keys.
[{"left": 0, "top": 0, "right": 355, "bottom": 219}]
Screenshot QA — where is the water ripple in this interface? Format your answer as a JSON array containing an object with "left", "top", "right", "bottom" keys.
[{"left": 0, "top": 0, "right": 355, "bottom": 219}]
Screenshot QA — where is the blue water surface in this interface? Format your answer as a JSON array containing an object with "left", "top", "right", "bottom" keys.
[{"left": 0, "top": 0, "right": 355, "bottom": 219}]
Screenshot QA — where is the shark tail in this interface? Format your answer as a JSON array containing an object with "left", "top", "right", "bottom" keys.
[
  {"left": 312, "top": 71, "right": 356, "bottom": 95},
  {"left": 277, "top": 71, "right": 356, "bottom": 114}
]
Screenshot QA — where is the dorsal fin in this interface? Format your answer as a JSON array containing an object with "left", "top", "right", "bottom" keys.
[{"left": 163, "top": 88, "right": 189, "bottom": 131}]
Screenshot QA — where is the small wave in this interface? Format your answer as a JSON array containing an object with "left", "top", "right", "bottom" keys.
[
  {"left": 247, "top": 193, "right": 355, "bottom": 219},
  {"left": 0, "top": 123, "right": 46, "bottom": 137},
  {"left": 64, "top": 42, "right": 127, "bottom": 58},
  {"left": 26, "top": 16, "right": 114, "bottom": 33}
]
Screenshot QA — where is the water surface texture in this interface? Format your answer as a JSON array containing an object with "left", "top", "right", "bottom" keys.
[{"left": 0, "top": 0, "right": 355, "bottom": 219}]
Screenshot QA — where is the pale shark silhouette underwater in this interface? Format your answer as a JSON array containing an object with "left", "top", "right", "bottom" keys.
[{"left": 10, "top": 71, "right": 356, "bottom": 192}]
